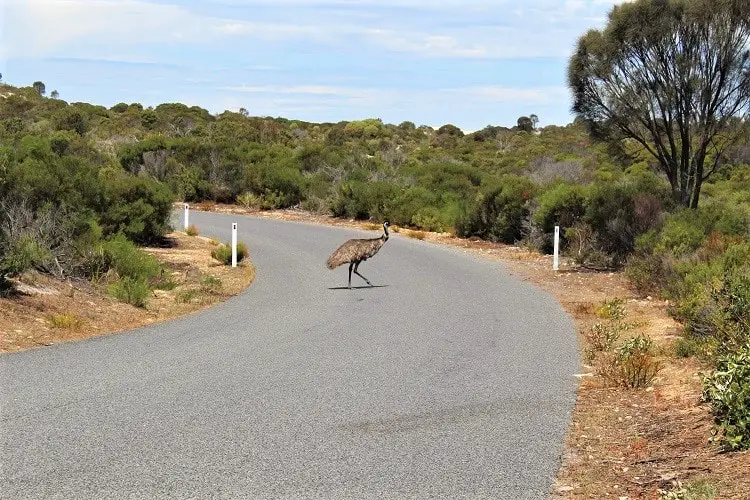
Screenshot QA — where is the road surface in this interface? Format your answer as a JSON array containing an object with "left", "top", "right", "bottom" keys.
[{"left": 0, "top": 211, "right": 579, "bottom": 499}]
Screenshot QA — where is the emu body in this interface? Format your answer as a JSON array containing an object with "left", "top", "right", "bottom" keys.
[{"left": 326, "top": 222, "right": 390, "bottom": 288}]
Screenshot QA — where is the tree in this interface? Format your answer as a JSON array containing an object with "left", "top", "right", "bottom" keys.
[
  {"left": 529, "top": 114, "right": 539, "bottom": 130},
  {"left": 437, "top": 123, "right": 464, "bottom": 137},
  {"left": 50, "top": 90, "right": 59, "bottom": 99},
  {"left": 516, "top": 116, "right": 534, "bottom": 132},
  {"left": 32, "top": 81, "right": 46, "bottom": 96},
  {"left": 568, "top": 0, "right": 750, "bottom": 208}
]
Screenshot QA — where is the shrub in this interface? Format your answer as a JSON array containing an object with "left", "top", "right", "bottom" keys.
[
  {"left": 701, "top": 344, "right": 750, "bottom": 451},
  {"left": 584, "top": 178, "right": 667, "bottom": 262},
  {"left": 99, "top": 234, "right": 161, "bottom": 282},
  {"left": 0, "top": 234, "right": 51, "bottom": 277},
  {"left": 47, "top": 312, "right": 85, "bottom": 329},
  {"left": 108, "top": 277, "right": 150, "bottom": 307},
  {"left": 186, "top": 224, "right": 199, "bottom": 236},
  {"left": 237, "top": 191, "right": 261, "bottom": 209},
  {"left": 674, "top": 336, "right": 703, "bottom": 358},
  {"left": 456, "top": 176, "right": 535, "bottom": 243},
  {"left": 656, "top": 215, "right": 706, "bottom": 258},
  {"left": 200, "top": 275, "right": 222, "bottom": 294},
  {"left": 211, "top": 241, "right": 249, "bottom": 265},
  {"left": 533, "top": 183, "right": 587, "bottom": 253},
  {"left": 176, "top": 289, "right": 199, "bottom": 303},
  {"left": 596, "top": 297, "right": 626, "bottom": 321},
  {"left": 586, "top": 321, "right": 624, "bottom": 352},
  {"left": 597, "top": 334, "right": 662, "bottom": 389},
  {"left": 330, "top": 181, "right": 401, "bottom": 221},
  {"left": 100, "top": 174, "right": 175, "bottom": 243},
  {"left": 411, "top": 206, "right": 451, "bottom": 233}
]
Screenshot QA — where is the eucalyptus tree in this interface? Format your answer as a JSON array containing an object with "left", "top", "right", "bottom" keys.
[
  {"left": 32, "top": 81, "right": 46, "bottom": 96},
  {"left": 568, "top": 0, "right": 750, "bottom": 207}
]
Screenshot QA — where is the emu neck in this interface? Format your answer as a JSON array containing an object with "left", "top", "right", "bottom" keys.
[{"left": 382, "top": 226, "right": 389, "bottom": 241}]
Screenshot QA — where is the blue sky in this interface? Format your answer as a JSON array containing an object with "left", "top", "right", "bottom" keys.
[{"left": 1, "top": 0, "right": 625, "bottom": 131}]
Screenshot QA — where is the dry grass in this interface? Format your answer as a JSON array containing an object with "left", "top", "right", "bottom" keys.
[
  {"left": 0, "top": 232, "right": 255, "bottom": 353},
  {"left": 186, "top": 224, "right": 199, "bottom": 236},
  {"left": 406, "top": 230, "right": 426, "bottom": 240},
  {"left": 46, "top": 312, "right": 85, "bottom": 330}
]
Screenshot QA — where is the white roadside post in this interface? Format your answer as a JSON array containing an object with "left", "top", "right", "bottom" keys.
[
  {"left": 231, "top": 222, "right": 238, "bottom": 268},
  {"left": 183, "top": 203, "right": 189, "bottom": 230},
  {"left": 553, "top": 225, "right": 560, "bottom": 272}
]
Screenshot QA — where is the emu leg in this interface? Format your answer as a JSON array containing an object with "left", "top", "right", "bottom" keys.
[
  {"left": 353, "top": 261, "right": 372, "bottom": 286},
  {"left": 348, "top": 262, "right": 354, "bottom": 289}
]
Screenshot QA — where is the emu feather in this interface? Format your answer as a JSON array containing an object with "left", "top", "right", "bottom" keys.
[{"left": 326, "top": 222, "right": 390, "bottom": 288}]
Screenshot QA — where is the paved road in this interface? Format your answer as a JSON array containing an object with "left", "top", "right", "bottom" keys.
[{"left": 1, "top": 211, "right": 579, "bottom": 499}]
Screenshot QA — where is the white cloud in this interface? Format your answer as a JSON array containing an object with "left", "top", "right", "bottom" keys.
[
  {"left": 3, "top": 0, "right": 627, "bottom": 61},
  {"left": 2, "top": 0, "right": 326, "bottom": 58},
  {"left": 3, "top": 0, "right": 201, "bottom": 57},
  {"left": 442, "top": 86, "right": 569, "bottom": 103}
]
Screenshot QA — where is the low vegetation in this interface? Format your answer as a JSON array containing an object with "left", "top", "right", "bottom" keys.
[{"left": 211, "top": 241, "right": 249, "bottom": 265}]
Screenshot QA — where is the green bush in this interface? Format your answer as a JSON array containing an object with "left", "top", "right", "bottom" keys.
[
  {"left": 456, "top": 176, "right": 535, "bottom": 243},
  {"left": 656, "top": 214, "right": 706, "bottom": 258},
  {"left": 0, "top": 234, "right": 51, "bottom": 277},
  {"left": 597, "top": 334, "right": 662, "bottom": 389},
  {"left": 701, "top": 344, "right": 750, "bottom": 451},
  {"left": 533, "top": 183, "right": 588, "bottom": 252},
  {"left": 674, "top": 336, "right": 704, "bottom": 358},
  {"left": 99, "top": 234, "right": 161, "bottom": 282},
  {"left": 211, "top": 241, "right": 249, "bottom": 265},
  {"left": 100, "top": 174, "right": 175, "bottom": 243},
  {"left": 330, "top": 181, "right": 401, "bottom": 221},
  {"left": 108, "top": 277, "right": 150, "bottom": 308}
]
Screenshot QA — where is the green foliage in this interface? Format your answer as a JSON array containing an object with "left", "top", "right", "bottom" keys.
[
  {"left": 598, "top": 334, "right": 662, "bottom": 389},
  {"left": 54, "top": 108, "right": 89, "bottom": 136},
  {"left": 211, "top": 241, "right": 249, "bottom": 265},
  {"left": 0, "top": 234, "right": 51, "bottom": 277},
  {"left": 331, "top": 181, "right": 402, "bottom": 221},
  {"left": 701, "top": 344, "right": 750, "bottom": 451},
  {"left": 596, "top": 297, "right": 626, "bottom": 321},
  {"left": 534, "top": 183, "right": 587, "bottom": 252},
  {"left": 47, "top": 312, "right": 85, "bottom": 330},
  {"left": 108, "top": 277, "right": 151, "bottom": 308},
  {"left": 98, "top": 234, "right": 161, "bottom": 282},
  {"left": 584, "top": 177, "right": 667, "bottom": 261},
  {"left": 199, "top": 275, "right": 222, "bottom": 294},
  {"left": 568, "top": 0, "right": 750, "bottom": 208},
  {"left": 457, "top": 176, "right": 534, "bottom": 243},
  {"left": 99, "top": 173, "right": 175, "bottom": 243}
]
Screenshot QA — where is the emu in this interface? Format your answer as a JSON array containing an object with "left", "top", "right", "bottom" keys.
[{"left": 326, "top": 221, "right": 390, "bottom": 289}]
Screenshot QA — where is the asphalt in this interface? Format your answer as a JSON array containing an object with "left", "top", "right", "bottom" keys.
[{"left": 0, "top": 210, "right": 580, "bottom": 499}]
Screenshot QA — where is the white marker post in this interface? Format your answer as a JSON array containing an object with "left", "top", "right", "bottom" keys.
[
  {"left": 553, "top": 225, "right": 560, "bottom": 271},
  {"left": 231, "top": 222, "right": 238, "bottom": 268},
  {"left": 183, "top": 203, "right": 189, "bottom": 230}
]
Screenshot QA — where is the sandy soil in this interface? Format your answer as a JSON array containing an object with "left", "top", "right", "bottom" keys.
[{"left": 0, "top": 231, "right": 255, "bottom": 353}]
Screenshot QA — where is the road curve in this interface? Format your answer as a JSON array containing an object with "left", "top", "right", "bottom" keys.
[{"left": 1, "top": 211, "right": 579, "bottom": 499}]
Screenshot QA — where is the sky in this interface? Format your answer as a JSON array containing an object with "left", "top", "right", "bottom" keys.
[{"left": 0, "top": 0, "right": 626, "bottom": 131}]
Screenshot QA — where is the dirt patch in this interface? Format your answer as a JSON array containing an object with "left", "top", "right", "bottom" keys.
[
  {"left": 0, "top": 231, "right": 255, "bottom": 353},
  {"left": 189, "top": 203, "right": 749, "bottom": 499}
]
